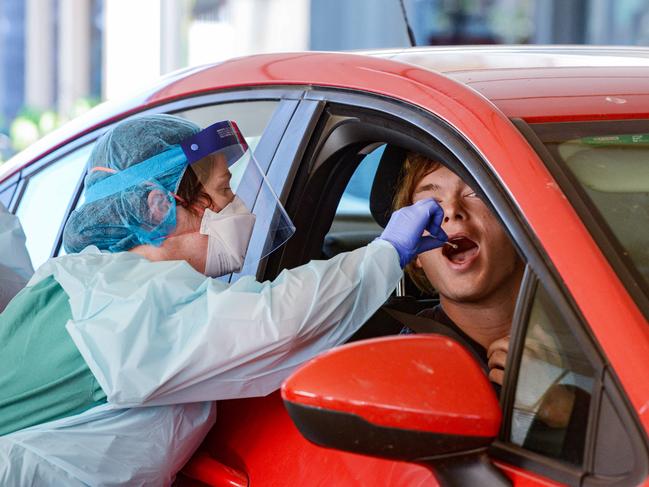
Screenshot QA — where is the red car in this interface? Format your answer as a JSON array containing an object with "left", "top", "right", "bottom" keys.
[{"left": 2, "top": 46, "right": 649, "bottom": 486}]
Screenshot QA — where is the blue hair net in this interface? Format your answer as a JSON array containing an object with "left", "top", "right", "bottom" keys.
[{"left": 63, "top": 114, "right": 201, "bottom": 254}]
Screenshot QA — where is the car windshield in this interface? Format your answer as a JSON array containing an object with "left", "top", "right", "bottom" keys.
[{"left": 531, "top": 120, "right": 649, "bottom": 300}]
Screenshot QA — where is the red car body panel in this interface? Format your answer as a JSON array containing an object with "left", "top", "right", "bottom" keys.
[
  {"left": 3, "top": 47, "right": 649, "bottom": 485},
  {"left": 151, "top": 51, "right": 649, "bottom": 123},
  {"left": 204, "top": 392, "right": 438, "bottom": 486},
  {"left": 452, "top": 66, "right": 649, "bottom": 122},
  {"left": 194, "top": 393, "right": 564, "bottom": 487},
  {"left": 494, "top": 462, "right": 565, "bottom": 486}
]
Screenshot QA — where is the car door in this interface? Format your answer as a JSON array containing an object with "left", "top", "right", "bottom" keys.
[{"left": 204, "top": 69, "right": 649, "bottom": 485}]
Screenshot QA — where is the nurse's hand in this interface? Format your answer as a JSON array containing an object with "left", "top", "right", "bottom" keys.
[{"left": 378, "top": 198, "right": 447, "bottom": 268}]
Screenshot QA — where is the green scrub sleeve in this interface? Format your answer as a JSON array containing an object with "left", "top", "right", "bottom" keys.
[{"left": 0, "top": 276, "right": 106, "bottom": 436}]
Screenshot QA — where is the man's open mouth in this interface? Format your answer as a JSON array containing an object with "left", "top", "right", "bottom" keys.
[{"left": 442, "top": 236, "right": 479, "bottom": 264}]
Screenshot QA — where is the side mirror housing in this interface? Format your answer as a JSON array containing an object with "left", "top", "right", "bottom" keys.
[{"left": 282, "top": 335, "right": 501, "bottom": 464}]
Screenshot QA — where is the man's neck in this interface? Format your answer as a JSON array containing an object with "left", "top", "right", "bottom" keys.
[{"left": 440, "top": 286, "right": 518, "bottom": 350}]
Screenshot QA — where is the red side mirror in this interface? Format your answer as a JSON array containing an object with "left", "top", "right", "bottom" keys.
[{"left": 281, "top": 335, "right": 501, "bottom": 462}]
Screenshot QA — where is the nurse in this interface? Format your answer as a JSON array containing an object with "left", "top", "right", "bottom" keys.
[{"left": 0, "top": 114, "right": 447, "bottom": 485}]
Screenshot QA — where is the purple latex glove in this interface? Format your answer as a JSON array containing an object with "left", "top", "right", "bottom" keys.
[{"left": 378, "top": 198, "right": 448, "bottom": 268}]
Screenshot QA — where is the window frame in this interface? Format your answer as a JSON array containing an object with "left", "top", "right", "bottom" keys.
[
  {"left": 0, "top": 171, "right": 20, "bottom": 209},
  {"left": 494, "top": 263, "right": 649, "bottom": 485},
  {"left": 493, "top": 266, "right": 603, "bottom": 485}
]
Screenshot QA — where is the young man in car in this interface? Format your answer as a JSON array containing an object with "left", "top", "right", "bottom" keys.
[{"left": 393, "top": 153, "right": 525, "bottom": 386}]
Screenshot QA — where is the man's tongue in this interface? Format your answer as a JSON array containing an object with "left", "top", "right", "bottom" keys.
[{"left": 444, "top": 237, "right": 478, "bottom": 264}]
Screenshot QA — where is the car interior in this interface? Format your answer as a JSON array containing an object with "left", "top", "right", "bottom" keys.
[
  {"left": 273, "top": 111, "right": 508, "bottom": 345},
  {"left": 267, "top": 107, "right": 489, "bottom": 290},
  {"left": 528, "top": 119, "right": 649, "bottom": 304},
  {"left": 266, "top": 110, "right": 611, "bottom": 467}
]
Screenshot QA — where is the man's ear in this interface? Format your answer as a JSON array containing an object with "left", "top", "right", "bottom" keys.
[
  {"left": 414, "top": 255, "right": 423, "bottom": 269},
  {"left": 147, "top": 189, "right": 172, "bottom": 224}
]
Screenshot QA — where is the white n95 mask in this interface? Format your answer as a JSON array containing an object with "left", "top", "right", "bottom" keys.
[{"left": 200, "top": 196, "right": 256, "bottom": 277}]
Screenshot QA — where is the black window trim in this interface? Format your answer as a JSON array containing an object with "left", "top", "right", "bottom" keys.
[{"left": 7, "top": 178, "right": 25, "bottom": 214}]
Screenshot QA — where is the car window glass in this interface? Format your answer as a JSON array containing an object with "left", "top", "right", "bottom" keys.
[
  {"left": 335, "top": 145, "right": 384, "bottom": 225},
  {"left": 16, "top": 144, "right": 92, "bottom": 269},
  {"left": 0, "top": 183, "right": 16, "bottom": 208},
  {"left": 563, "top": 136, "right": 649, "bottom": 286},
  {"left": 531, "top": 123, "right": 649, "bottom": 304},
  {"left": 510, "top": 283, "right": 596, "bottom": 465}
]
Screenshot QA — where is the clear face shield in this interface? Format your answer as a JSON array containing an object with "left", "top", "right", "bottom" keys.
[{"left": 82, "top": 120, "right": 295, "bottom": 276}]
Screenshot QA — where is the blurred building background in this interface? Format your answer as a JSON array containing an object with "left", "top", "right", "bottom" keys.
[{"left": 0, "top": 0, "right": 648, "bottom": 161}]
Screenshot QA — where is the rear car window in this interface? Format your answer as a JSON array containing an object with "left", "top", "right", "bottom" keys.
[{"left": 530, "top": 121, "right": 649, "bottom": 306}]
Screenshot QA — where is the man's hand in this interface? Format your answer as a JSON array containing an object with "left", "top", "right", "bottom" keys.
[{"left": 487, "top": 335, "right": 510, "bottom": 385}]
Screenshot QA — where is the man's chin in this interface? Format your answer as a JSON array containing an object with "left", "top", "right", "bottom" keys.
[
  {"left": 439, "top": 289, "right": 488, "bottom": 305},
  {"left": 435, "top": 278, "right": 490, "bottom": 304}
]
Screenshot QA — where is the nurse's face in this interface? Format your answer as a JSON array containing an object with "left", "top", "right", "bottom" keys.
[
  {"left": 412, "top": 166, "right": 523, "bottom": 303},
  {"left": 169, "top": 154, "right": 235, "bottom": 273},
  {"left": 199, "top": 153, "right": 235, "bottom": 212}
]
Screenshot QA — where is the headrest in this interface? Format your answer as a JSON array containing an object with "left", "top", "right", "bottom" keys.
[{"left": 369, "top": 146, "right": 407, "bottom": 228}]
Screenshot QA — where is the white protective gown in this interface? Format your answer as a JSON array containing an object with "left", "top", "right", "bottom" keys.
[
  {"left": 0, "top": 203, "right": 34, "bottom": 311},
  {"left": 0, "top": 239, "right": 402, "bottom": 486}
]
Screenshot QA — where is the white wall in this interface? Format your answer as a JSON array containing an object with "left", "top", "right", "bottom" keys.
[
  {"left": 105, "top": 0, "right": 310, "bottom": 99},
  {"left": 59, "top": 0, "right": 91, "bottom": 116},
  {"left": 103, "top": 0, "right": 161, "bottom": 101},
  {"left": 188, "top": 0, "right": 310, "bottom": 66},
  {"left": 25, "top": 0, "right": 54, "bottom": 109}
]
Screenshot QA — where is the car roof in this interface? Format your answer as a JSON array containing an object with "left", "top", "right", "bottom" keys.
[
  {"left": 382, "top": 45, "right": 649, "bottom": 122},
  {"left": 3, "top": 45, "right": 649, "bottom": 183},
  {"left": 148, "top": 45, "right": 649, "bottom": 122}
]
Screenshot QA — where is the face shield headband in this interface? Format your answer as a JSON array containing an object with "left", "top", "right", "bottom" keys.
[{"left": 81, "top": 119, "right": 296, "bottom": 270}]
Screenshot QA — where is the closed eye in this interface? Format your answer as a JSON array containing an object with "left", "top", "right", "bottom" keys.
[{"left": 414, "top": 189, "right": 443, "bottom": 204}]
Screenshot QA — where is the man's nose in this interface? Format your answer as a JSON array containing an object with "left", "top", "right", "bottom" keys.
[{"left": 442, "top": 198, "right": 467, "bottom": 223}]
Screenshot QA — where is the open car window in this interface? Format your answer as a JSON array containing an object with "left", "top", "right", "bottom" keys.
[{"left": 324, "top": 144, "right": 384, "bottom": 259}]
